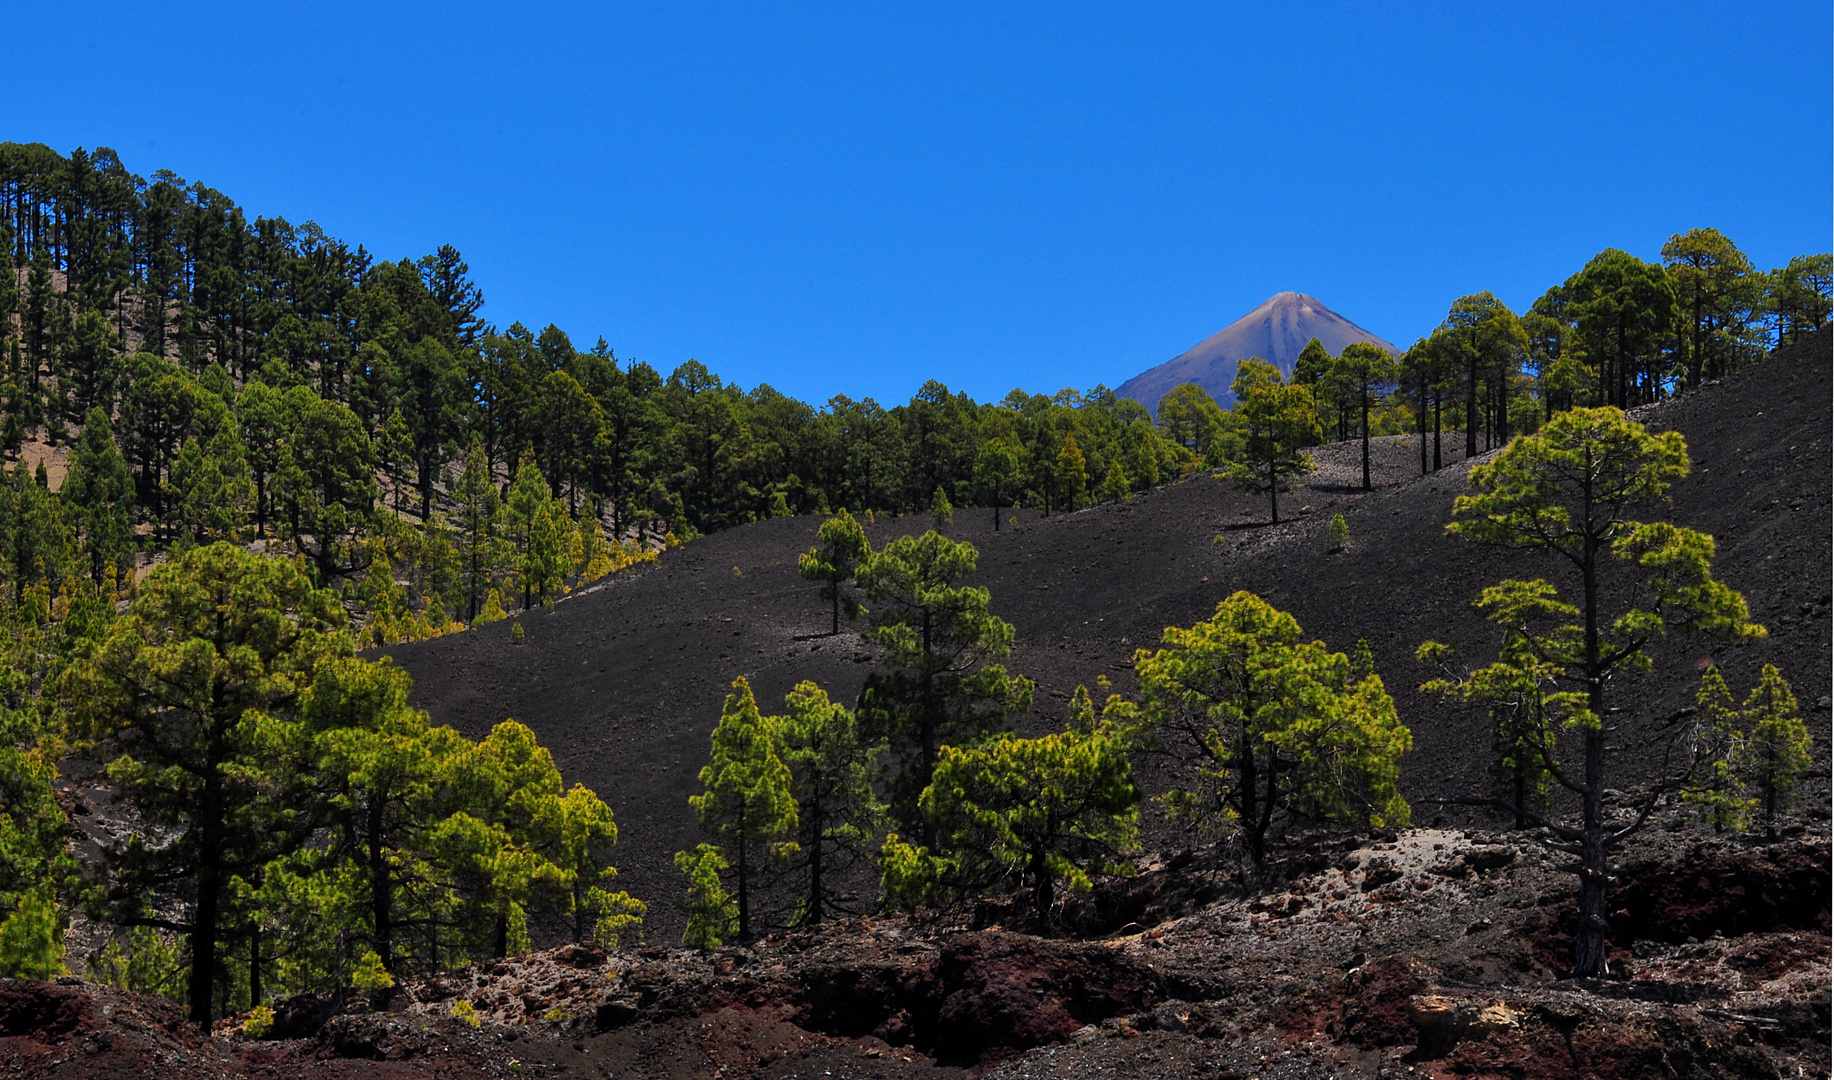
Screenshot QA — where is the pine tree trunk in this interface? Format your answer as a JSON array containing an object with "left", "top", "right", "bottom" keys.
[
  {"left": 189, "top": 762, "right": 225, "bottom": 1027},
  {"left": 368, "top": 796, "right": 392, "bottom": 972},
  {"left": 1238, "top": 729, "right": 1264, "bottom": 862},
  {"left": 806, "top": 793, "right": 824, "bottom": 927},
  {"left": 1030, "top": 841, "right": 1053, "bottom": 925},
  {"left": 1497, "top": 360, "right": 1509, "bottom": 445},
  {"left": 1433, "top": 397, "right": 1442, "bottom": 471},
  {"left": 1572, "top": 522, "right": 1610, "bottom": 978},
  {"left": 1465, "top": 359, "right": 1479, "bottom": 458},
  {"left": 736, "top": 837, "right": 750, "bottom": 941},
  {"left": 1360, "top": 392, "right": 1371, "bottom": 490},
  {"left": 1574, "top": 733, "right": 1610, "bottom": 978},
  {"left": 248, "top": 925, "right": 262, "bottom": 1009},
  {"left": 1268, "top": 452, "right": 1278, "bottom": 525},
  {"left": 1418, "top": 387, "right": 1428, "bottom": 476}
]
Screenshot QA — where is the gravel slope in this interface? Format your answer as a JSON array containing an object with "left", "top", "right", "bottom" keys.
[{"left": 380, "top": 330, "right": 1832, "bottom": 943}]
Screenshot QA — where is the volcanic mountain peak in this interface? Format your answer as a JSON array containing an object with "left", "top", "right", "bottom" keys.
[{"left": 1117, "top": 291, "right": 1397, "bottom": 413}]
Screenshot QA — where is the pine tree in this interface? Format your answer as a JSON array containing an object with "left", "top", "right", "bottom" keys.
[
  {"left": 1736, "top": 664, "right": 1812, "bottom": 841},
  {"left": 272, "top": 386, "right": 378, "bottom": 581},
  {"left": 1136, "top": 591, "right": 1411, "bottom": 861},
  {"left": 574, "top": 507, "right": 616, "bottom": 586},
  {"left": 1568, "top": 252, "right": 1673, "bottom": 408},
  {"left": 972, "top": 439, "right": 1021, "bottom": 531},
  {"left": 505, "top": 453, "right": 554, "bottom": 610},
  {"left": 1098, "top": 461, "right": 1130, "bottom": 504},
  {"left": 1333, "top": 343, "right": 1398, "bottom": 490},
  {"left": 377, "top": 409, "right": 417, "bottom": 516},
  {"left": 454, "top": 443, "right": 504, "bottom": 622},
  {"left": 1434, "top": 406, "right": 1763, "bottom": 978},
  {"left": 855, "top": 532, "right": 1034, "bottom": 837},
  {"left": 916, "top": 701, "right": 1140, "bottom": 922},
  {"left": 773, "top": 681, "right": 882, "bottom": 926},
  {"left": 1681, "top": 664, "right": 1747, "bottom": 832},
  {"left": 1291, "top": 337, "right": 1333, "bottom": 388},
  {"left": 61, "top": 408, "right": 135, "bottom": 586},
  {"left": 525, "top": 497, "right": 571, "bottom": 608},
  {"left": 674, "top": 845, "right": 736, "bottom": 950},
  {"left": 236, "top": 380, "right": 291, "bottom": 537},
  {"left": 1661, "top": 228, "right": 1754, "bottom": 387},
  {"left": 688, "top": 677, "right": 798, "bottom": 940},
  {"left": 929, "top": 486, "right": 953, "bottom": 531},
  {"left": 167, "top": 427, "right": 254, "bottom": 546},
  {"left": 797, "top": 509, "right": 871, "bottom": 635},
  {"left": 1437, "top": 293, "right": 1527, "bottom": 453},
  {"left": 1054, "top": 435, "right": 1087, "bottom": 511},
  {"left": 1223, "top": 359, "right": 1318, "bottom": 524},
  {"left": 62, "top": 543, "right": 350, "bottom": 1027},
  {"left": 1154, "top": 383, "right": 1233, "bottom": 466},
  {"left": 549, "top": 784, "right": 645, "bottom": 947}
]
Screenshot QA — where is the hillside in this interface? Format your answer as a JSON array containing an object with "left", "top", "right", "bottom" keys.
[
  {"left": 8, "top": 331, "right": 1826, "bottom": 1080},
  {"left": 1116, "top": 291, "right": 1398, "bottom": 412},
  {"left": 380, "top": 329, "right": 1831, "bottom": 945}
]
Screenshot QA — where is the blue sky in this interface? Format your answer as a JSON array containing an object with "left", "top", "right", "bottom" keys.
[{"left": 11, "top": 2, "right": 1830, "bottom": 405}]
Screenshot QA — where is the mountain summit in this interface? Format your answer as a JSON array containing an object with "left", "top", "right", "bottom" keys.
[{"left": 1117, "top": 292, "right": 1397, "bottom": 412}]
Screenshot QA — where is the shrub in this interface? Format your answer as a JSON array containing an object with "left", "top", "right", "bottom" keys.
[{"left": 351, "top": 950, "right": 394, "bottom": 991}]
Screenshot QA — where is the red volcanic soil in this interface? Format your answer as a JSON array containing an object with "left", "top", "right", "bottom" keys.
[
  {"left": 378, "top": 331, "right": 1831, "bottom": 945},
  {"left": 8, "top": 832, "right": 1826, "bottom": 1078}
]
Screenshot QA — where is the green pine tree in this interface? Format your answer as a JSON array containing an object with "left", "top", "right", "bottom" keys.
[
  {"left": 1098, "top": 460, "right": 1130, "bottom": 504},
  {"left": 1223, "top": 359, "right": 1319, "bottom": 524},
  {"left": 62, "top": 408, "right": 136, "bottom": 587},
  {"left": 797, "top": 509, "right": 871, "bottom": 635},
  {"left": 1434, "top": 405, "right": 1763, "bottom": 978},
  {"left": 1136, "top": 591, "right": 1412, "bottom": 861},
  {"left": 688, "top": 677, "right": 798, "bottom": 940},
  {"left": 929, "top": 486, "right": 953, "bottom": 532},
  {"left": 773, "top": 681, "right": 883, "bottom": 927},
  {"left": 855, "top": 532, "right": 1034, "bottom": 838},
  {"left": 62, "top": 543, "right": 349, "bottom": 1027},
  {"left": 454, "top": 442, "right": 505, "bottom": 622},
  {"left": 1055, "top": 435, "right": 1087, "bottom": 511},
  {"left": 1736, "top": 664, "right": 1812, "bottom": 841},
  {"left": 1681, "top": 664, "right": 1748, "bottom": 832},
  {"left": 674, "top": 845, "right": 736, "bottom": 950},
  {"left": 916, "top": 698, "right": 1140, "bottom": 922}
]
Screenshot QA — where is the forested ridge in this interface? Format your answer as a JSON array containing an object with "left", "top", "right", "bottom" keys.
[
  {"left": 0, "top": 140, "right": 1825, "bottom": 629},
  {"left": 0, "top": 141, "right": 1824, "bottom": 1035}
]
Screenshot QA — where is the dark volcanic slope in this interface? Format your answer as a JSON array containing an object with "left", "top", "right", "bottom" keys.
[{"left": 383, "top": 332, "right": 1831, "bottom": 940}]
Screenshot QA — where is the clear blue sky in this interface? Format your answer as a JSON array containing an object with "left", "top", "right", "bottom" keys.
[{"left": 12, "top": 2, "right": 1830, "bottom": 406}]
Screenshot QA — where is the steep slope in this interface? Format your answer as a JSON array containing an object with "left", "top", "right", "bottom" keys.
[
  {"left": 1116, "top": 291, "right": 1398, "bottom": 412},
  {"left": 380, "top": 330, "right": 1830, "bottom": 943}
]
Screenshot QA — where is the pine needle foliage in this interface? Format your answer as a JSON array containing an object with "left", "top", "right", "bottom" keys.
[
  {"left": 1136, "top": 591, "right": 1411, "bottom": 862},
  {"left": 797, "top": 510, "right": 871, "bottom": 636},
  {"left": 686, "top": 677, "right": 798, "bottom": 941},
  {"left": 1431, "top": 406, "right": 1764, "bottom": 978}
]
